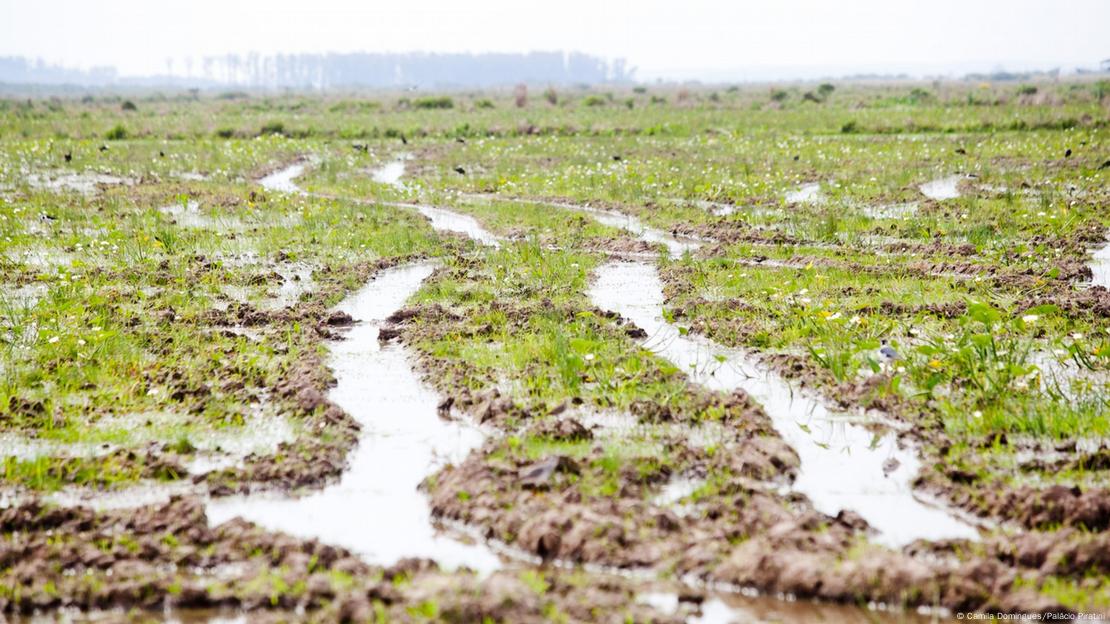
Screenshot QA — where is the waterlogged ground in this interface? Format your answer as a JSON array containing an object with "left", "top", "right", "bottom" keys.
[{"left": 1, "top": 81, "right": 1108, "bottom": 621}]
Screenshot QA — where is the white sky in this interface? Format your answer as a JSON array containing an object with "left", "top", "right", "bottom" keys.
[{"left": 1, "top": 0, "right": 1107, "bottom": 81}]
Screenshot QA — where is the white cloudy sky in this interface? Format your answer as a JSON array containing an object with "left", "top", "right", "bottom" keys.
[{"left": 1, "top": 0, "right": 1107, "bottom": 80}]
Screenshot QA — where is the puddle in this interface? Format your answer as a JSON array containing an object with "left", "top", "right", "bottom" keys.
[
  {"left": 693, "top": 200, "right": 737, "bottom": 217},
  {"left": 1090, "top": 239, "right": 1110, "bottom": 289},
  {"left": 785, "top": 183, "right": 823, "bottom": 204},
  {"left": 159, "top": 200, "right": 225, "bottom": 229},
  {"left": 372, "top": 157, "right": 408, "bottom": 187},
  {"left": 589, "top": 261, "right": 980, "bottom": 548},
  {"left": 1, "top": 283, "right": 47, "bottom": 309},
  {"left": 370, "top": 159, "right": 500, "bottom": 245},
  {"left": 258, "top": 163, "right": 306, "bottom": 195},
  {"left": 8, "top": 481, "right": 204, "bottom": 511},
  {"left": 262, "top": 263, "right": 315, "bottom": 310},
  {"left": 207, "top": 263, "right": 501, "bottom": 572},
  {"left": 1030, "top": 350, "right": 1110, "bottom": 406},
  {"left": 7, "top": 248, "right": 80, "bottom": 270},
  {"left": 919, "top": 175, "right": 964, "bottom": 201},
  {"left": 578, "top": 206, "right": 701, "bottom": 256},
  {"left": 0, "top": 435, "right": 117, "bottom": 462},
  {"left": 384, "top": 201, "right": 500, "bottom": 247},
  {"left": 26, "top": 171, "right": 134, "bottom": 195},
  {"left": 861, "top": 202, "right": 918, "bottom": 220}
]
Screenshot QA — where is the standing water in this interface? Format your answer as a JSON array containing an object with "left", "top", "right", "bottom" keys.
[
  {"left": 589, "top": 261, "right": 980, "bottom": 548},
  {"left": 369, "top": 158, "right": 500, "bottom": 246},
  {"left": 576, "top": 204, "right": 701, "bottom": 256},
  {"left": 258, "top": 163, "right": 307, "bottom": 195},
  {"left": 785, "top": 182, "right": 823, "bottom": 204},
  {"left": 385, "top": 201, "right": 501, "bottom": 247},
  {"left": 478, "top": 196, "right": 700, "bottom": 256},
  {"left": 919, "top": 175, "right": 963, "bottom": 201},
  {"left": 207, "top": 263, "right": 501, "bottom": 572},
  {"left": 1090, "top": 239, "right": 1110, "bottom": 289},
  {"left": 372, "top": 158, "right": 408, "bottom": 187}
]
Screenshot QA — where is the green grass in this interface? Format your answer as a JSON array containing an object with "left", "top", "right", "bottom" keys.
[{"left": 0, "top": 83, "right": 1107, "bottom": 587}]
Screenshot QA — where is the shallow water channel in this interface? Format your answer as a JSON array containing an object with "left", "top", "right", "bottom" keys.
[
  {"left": 198, "top": 161, "right": 949, "bottom": 621},
  {"left": 483, "top": 195, "right": 701, "bottom": 256},
  {"left": 207, "top": 262, "right": 501, "bottom": 572},
  {"left": 589, "top": 260, "right": 981, "bottom": 548},
  {"left": 257, "top": 163, "right": 306, "bottom": 194}
]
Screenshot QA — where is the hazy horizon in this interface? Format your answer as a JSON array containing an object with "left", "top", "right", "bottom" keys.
[{"left": 2, "top": 0, "right": 1108, "bottom": 84}]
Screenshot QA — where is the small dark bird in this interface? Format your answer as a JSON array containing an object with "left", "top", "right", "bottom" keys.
[
  {"left": 453, "top": 166, "right": 466, "bottom": 175},
  {"left": 1065, "top": 148, "right": 1072, "bottom": 158},
  {"left": 352, "top": 143, "right": 368, "bottom": 152},
  {"left": 1100, "top": 160, "right": 1110, "bottom": 170},
  {"left": 39, "top": 212, "right": 56, "bottom": 222},
  {"left": 159, "top": 151, "right": 165, "bottom": 158},
  {"left": 793, "top": 154, "right": 800, "bottom": 161},
  {"left": 63, "top": 152, "right": 72, "bottom": 162},
  {"left": 612, "top": 155, "right": 622, "bottom": 161},
  {"left": 455, "top": 137, "right": 466, "bottom": 144},
  {"left": 98, "top": 145, "right": 108, "bottom": 152},
  {"left": 400, "top": 134, "right": 408, "bottom": 145},
  {"left": 955, "top": 147, "right": 966, "bottom": 155}
]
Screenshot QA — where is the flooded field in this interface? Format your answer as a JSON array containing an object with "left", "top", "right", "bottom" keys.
[{"left": 1, "top": 81, "right": 1108, "bottom": 622}]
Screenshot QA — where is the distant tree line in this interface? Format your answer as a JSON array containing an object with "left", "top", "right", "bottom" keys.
[
  {"left": 0, "top": 57, "right": 118, "bottom": 86},
  {"left": 0, "top": 52, "right": 633, "bottom": 89}
]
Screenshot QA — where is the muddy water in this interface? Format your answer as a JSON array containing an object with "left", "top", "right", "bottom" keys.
[
  {"left": 919, "top": 175, "right": 963, "bottom": 200},
  {"left": 206, "top": 263, "right": 500, "bottom": 571},
  {"left": 258, "top": 163, "right": 306, "bottom": 195},
  {"left": 589, "top": 261, "right": 980, "bottom": 548}
]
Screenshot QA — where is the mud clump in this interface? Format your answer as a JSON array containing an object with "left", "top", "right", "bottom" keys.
[
  {"left": 203, "top": 352, "right": 359, "bottom": 493},
  {"left": 531, "top": 416, "right": 593, "bottom": 441}
]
